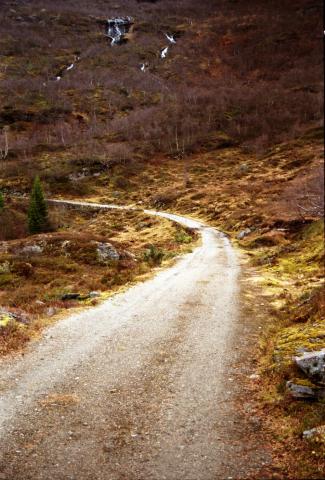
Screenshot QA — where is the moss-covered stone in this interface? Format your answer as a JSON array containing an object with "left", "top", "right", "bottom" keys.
[{"left": 273, "top": 323, "right": 325, "bottom": 368}]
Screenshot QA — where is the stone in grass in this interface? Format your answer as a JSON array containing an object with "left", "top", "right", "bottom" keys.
[
  {"left": 237, "top": 228, "right": 251, "bottom": 240},
  {"left": 89, "top": 291, "right": 101, "bottom": 298},
  {"left": 0, "top": 309, "right": 29, "bottom": 328},
  {"left": 286, "top": 380, "right": 325, "bottom": 401},
  {"left": 20, "top": 244, "right": 43, "bottom": 255},
  {"left": 61, "top": 293, "right": 81, "bottom": 301},
  {"left": 303, "top": 425, "right": 325, "bottom": 443},
  {"left": 46, "top": 307, "right": 57, "bottom": 317},
  {"left": 286, "top": 381, "right": 316, "bottom": 399},
  {"left": 96, "top": 242, "right": 120, "bottom": 263},
  {"left": 294, "top": 349, "right": 325, "bottom": 386}
]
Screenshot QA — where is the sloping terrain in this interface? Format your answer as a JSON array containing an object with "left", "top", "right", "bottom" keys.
[
  {"left": 0, "top": 201, "right": 197, "bottom": 354},
  {"left": 0, "top": 0, "right": 323, "bottom": 195},
  {"left": 0, "top": 211, "right": 274, "bottom": 480},
  {"left": 0, "top": 0, "right": 324, "bottom": 477}
]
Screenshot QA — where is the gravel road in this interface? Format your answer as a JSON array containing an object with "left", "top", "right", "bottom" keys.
[{"left": 0, "top": 202, "right": 271, "bottom": 479}]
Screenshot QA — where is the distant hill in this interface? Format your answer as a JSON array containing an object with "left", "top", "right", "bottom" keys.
[{"left": 0, "top": 0, "right": 323, "bottom": 193}]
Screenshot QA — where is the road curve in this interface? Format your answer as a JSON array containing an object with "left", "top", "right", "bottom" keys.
[{"left": 0, "top": 201, "right": 270, "bottom": 479}]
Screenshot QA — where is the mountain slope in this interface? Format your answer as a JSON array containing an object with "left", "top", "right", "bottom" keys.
[{"left": 0, "top": 0, "right": 324, "bottom": 477}]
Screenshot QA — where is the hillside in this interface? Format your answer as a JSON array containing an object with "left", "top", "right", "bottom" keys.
[
  {"left": 0, "top": 0, "right": 323, "bottom": 195},
  {"left": 0, "top": 0, "right": 324, "bottom": 478}
]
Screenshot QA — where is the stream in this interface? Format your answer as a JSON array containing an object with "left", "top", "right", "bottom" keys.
[
  {"left": 50, "top": 17, "right": 179, "bottom": 85},
  {"left": 106, "top": 16, "right": 134, "bottom": 45}
]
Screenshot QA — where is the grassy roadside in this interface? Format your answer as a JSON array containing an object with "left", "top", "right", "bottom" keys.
[
  {"left": 240, "top": 222, "right": 324, "bottom": 479},
  {"left": 71, "top": 133, "right": 323, "bottom": 476},
  {"left": 0, "top": 200, "right": 198, "bottom": 355},
  {"left": 0, "top": 0, "right": 323, "bottom": 475},
  {"left": 1, "top": 134, "right": 323, "bottom": 475}
]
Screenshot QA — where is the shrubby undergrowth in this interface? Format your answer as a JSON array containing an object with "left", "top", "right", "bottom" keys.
[{"left": 0, "top": 0, "right": 323, "bottom": 191}]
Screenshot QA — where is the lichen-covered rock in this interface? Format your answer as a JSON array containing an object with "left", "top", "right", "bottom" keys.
[
  {"left": 0, "top": 309, "right": 29, "bottom": 328},
  {"left": 20, "top": 244, "right": 43, "bottom": 255},
  {"left": 273, "top": 323, "right": 325, "bottom": 368},
  {"left": 286, "top": 380, "right": 325, "bottom": 401},
  {"left": 295, "top": 349, "right": 325, "bottom": 386},
  {"left": 286, "top": 380, "right": 317, "bottom": 399},
  {"left": 96, "top": 242, "right": 119, "bottom": 263}
]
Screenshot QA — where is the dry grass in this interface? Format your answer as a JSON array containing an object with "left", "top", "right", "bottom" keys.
[
  {"left": 0, "top": 203, "right": 197, "bottom": 355},
  {"left": 80, "top": 133, "right": 324, "bottom": 476},
  {"left": 0, "top": 0, "right": 322, "bottom": 198},
  {"left": 0, "top": 0, "right": 323, "bottom": 473}
]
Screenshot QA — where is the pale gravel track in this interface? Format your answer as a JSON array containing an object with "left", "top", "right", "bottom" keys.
[{"left": 0, "top": 201, "right": 271, "bottom": 480}]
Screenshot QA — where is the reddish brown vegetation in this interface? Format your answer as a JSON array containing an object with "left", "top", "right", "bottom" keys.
[
  {"left": 0, "top": 0, "right": 323, "bottom": 194},
  {"left": 277, "top": 163, "right": 324, "bottom": 220}
]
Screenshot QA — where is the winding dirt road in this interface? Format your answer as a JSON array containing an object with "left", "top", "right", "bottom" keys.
[{"left": 0, "top": 202, "right": 271, "bottom": 480}]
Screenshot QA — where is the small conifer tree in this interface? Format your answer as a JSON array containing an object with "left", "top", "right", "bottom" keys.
[
  {"left": 28, "top": 176, "right": 48, "bottom": 234},
  {"left": 0, "top": 191, "right": 4, "bottom": 211}
]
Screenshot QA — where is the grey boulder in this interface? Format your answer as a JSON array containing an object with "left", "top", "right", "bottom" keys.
[
  {"left": 237, "top": 228, "right": 251, "bottom": 240},
  {"left": 295, "top": 349, "right": 325, "bottom": 386},
  {"left": 21, "top": 244, "right": 43, "bottom": 255},
  {"left": 96, "top": 242, "right": 120, "bottom": 263},
  {"left": 286, "top": 380, "right": 325, "bottom": 401},
  {"left": 0, "top": 309, "right": 29, "bottom": 327},
  {"left": 286, "top": 381, "right": 316, "bottom": 399}
]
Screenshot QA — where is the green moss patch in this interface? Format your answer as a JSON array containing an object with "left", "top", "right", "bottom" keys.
[{"left": 273, "top": 323, "right": 325, "bottom": 368}]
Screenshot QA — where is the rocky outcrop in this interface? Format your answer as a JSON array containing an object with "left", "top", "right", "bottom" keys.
[
  {"left": 20, "top": 244, "right": 43, "bottom": 255},
  {"left": 96, "top": 242, "right": 120, "bottom": 263},
  {"left": 0, "top": 309, "right": 29, "bottom": 328},
  {"left": 294, "top": 349, "right": 325, "bottom": 386},
  {"left": 10, "top": 242, "right": 45, "bottom": 256},
  {"left": 286, "top": 349, "right": 325, "bottom": 403},
  {"left": 286, "top": 380, "right": 325, "bottom": 401},
  {"left": 107, "top": 17, "right": 133, "bottom": 45}
]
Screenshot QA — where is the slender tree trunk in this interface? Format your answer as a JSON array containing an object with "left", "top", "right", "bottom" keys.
[{"left": 0, "top": 126, "right": 9, "bottom": 160}]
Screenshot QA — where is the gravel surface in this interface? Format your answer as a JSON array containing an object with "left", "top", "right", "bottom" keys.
[{"left": 0, "top": 203, "right": 272, "bottom": 479}]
